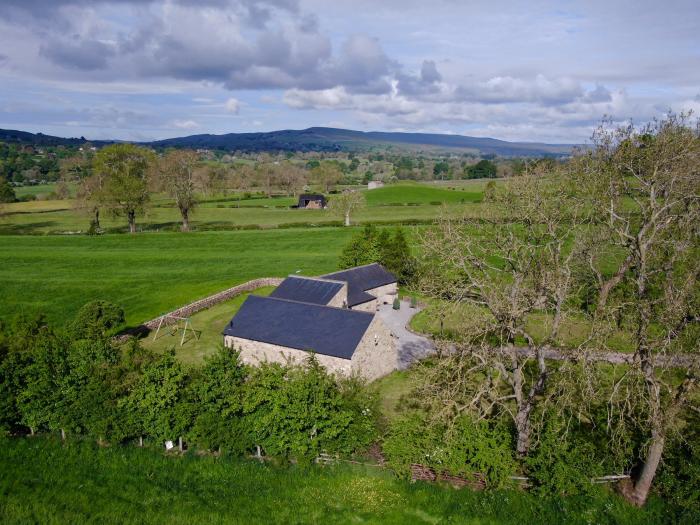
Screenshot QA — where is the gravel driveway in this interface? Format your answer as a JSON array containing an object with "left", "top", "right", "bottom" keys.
[{"left": 376, "top": 300, "right": 435, "bottom": 369}]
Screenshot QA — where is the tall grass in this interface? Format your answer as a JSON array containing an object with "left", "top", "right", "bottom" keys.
[{"left": 0, "top": 436, "right": 679, "bottom": 525}]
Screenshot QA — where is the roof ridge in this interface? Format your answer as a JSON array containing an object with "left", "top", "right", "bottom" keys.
[
  {"left": 247, "top": 294, "right": 375, "bottom": 316},
  {"left": 285, "top": 274, "right": 346, "bottom": 286}
]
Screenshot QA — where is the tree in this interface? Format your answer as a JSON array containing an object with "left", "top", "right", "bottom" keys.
[
  {"left": 380, "top": 227, "right": 416, "bottom": 284},
  {"left": 157, "top": 150, "right": 199, "bottom": 231},
  {"left": 466, "top": 159, "right": 497, "bottom": 179},
  {"left": 0, "top": 177, "right": 16, "bottom": 203},
  {"left": 275, "top": 162, "right": 306, "bottom": 197},
  {"left": 419, "top": 173, "right": 585, "bottom": 456},
  {"left": 69, "top": 300, "right": 124, "bottom": 340},
  {"left": 433, "top": 161, "right": 450, "bottom": 180},
  {"left": 330, "top": 190, "right": 365, "bottom": 226},
  {"left": 572, "top": 114, "right": 700, "bottom": 505},
  {"left": 338, "top": 224, "right": 382, "bottom": 268},
  {"left": 75, "top": 172, "right": 106, "bottom": 232},
  {"left": 93, "top": 144, "right": 154, "bottom": 234},
  {"left": 312, "top": 162, "right": 342, "bottom": 193}
]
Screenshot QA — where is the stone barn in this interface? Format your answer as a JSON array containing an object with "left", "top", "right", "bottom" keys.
[
  {"left": 222, "top": 264, "right": 400, "bottom": 380},
  {"left": 323, "top": 263, "right": 398, "bottom": 312},
  {"left": 297, "top": 194, "right": 327, "bottom": 209}
]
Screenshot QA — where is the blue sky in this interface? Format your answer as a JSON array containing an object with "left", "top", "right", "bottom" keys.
[{"left": 0, "top": 0, "right": 698, "bottom": 143}]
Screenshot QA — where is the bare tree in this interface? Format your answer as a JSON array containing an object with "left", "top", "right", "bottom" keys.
[
  {"left": 573, "top": 113, "right": 700, "bottom": 505},
  {"left": 157, "top": 150, "right": 199, "bottom": 232},
  {"left": 330, "top": 190, "right": 365, "bottom": 226},
  {"left": 276, "top": 162, "right": 307, "bottom": 197},
  {"left": 418, "top": 173, "right": 585, "bottom": 456},
  {"left": 75, "top": 173, "right": 104, "bottom": 231}
]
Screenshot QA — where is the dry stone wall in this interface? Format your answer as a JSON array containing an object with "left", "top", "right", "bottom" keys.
[{"left": 114, "top": 277, "right": 283, "bottom": 342}]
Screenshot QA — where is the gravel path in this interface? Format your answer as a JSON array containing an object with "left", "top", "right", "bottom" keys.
[{"left": 376, "top": 300, "right": 435, "bottom": 369}]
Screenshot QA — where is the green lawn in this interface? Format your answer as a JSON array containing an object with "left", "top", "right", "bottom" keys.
[
  {"left": 0, "top": 436, "right": 671, "bottom": 525},
  {"left": 141, "top": 286, "right": 275, "bottom": 365},
  {"left": 0, "top": 229, "right": 357, "bottom": 327}
]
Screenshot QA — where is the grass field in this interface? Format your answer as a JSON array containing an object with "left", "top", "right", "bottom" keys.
[
  {"left": 0, "top": 229, "right": 360, "bottom": 327},
  {"left": 0, "top": 436, "right": 674, "bottom": 525},
  {"left": 0, "top": 182, "right": 484, "bottom": 234},
  {"left": 141, "top": 286, "right": 275, "bottom": 365}
]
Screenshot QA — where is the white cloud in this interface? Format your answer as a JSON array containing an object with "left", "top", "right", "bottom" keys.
[
  {"left": 225, "top": 97, "right": 241, "bottom": 113},
  {"left": 172, "top": 119, "right": 200, "bottom": 129}
]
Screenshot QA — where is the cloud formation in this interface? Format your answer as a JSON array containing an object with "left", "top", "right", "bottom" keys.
[{"left": 0, "top": 0, "right": 697, "bottom": 142}]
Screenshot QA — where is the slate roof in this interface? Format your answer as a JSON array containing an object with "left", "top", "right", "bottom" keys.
[
  {"left": 270, "top": 275, "right": 344, "bottom": 306},
  {"left": 297, "top": 194, "right": 327, "bottom": 207},
  {"left": 322, "top": 263, "right": 397, "bottom": 307},
  {"left": 223, "top": 295, "right": 374, "bottom": 359}
]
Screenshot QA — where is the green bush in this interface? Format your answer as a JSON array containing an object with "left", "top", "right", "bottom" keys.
[{"left": 383, "top": 413, "right": 516, "bottom": 487}]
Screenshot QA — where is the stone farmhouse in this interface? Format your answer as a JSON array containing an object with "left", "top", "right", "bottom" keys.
[{"left": 223, "top": 263, "right": 399, "bottom": 381}]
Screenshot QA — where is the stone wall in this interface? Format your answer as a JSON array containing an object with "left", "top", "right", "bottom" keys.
[
  {"left": 225, "top": 336, "right": 353, "bottom": 375},
  {"left": 350, "top": 315, "right": 398, "bottom": 381},
  {"left": 351, "top": 299, "right": 378, "bottom": 312},
  {"left": 366, "top": 283, "right": 398, "bottom": 305},
  {"left": 327, "top": 283, "right": 348, "bottom": 308},
  {"left": 225, "top": 314, "right": 398, "bottom": 382},
  {"left": 114, "top": 277, "right": 283, "bottom": 342}
]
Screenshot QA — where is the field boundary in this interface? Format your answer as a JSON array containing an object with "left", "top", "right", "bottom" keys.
[{"left": 114, "top": 277, "right": 283, "bottom": 342}]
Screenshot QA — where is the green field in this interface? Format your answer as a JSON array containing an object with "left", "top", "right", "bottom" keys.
[
  {"left": 0, "top": 437, "right": 670, "bottom": 525},
  {"left": 0, "top": 182, "right": 485, "bottom": 234},
  {"left": 0, "top": 229, "right": 360, "bottom": 327},
  {"left": 141, "top": 286, "right": 275, "bottom": 365}
]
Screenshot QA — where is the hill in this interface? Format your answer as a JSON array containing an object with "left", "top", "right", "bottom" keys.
[
  {"left": 149, "top": 127, "right": 575, "bottom": 156},
  {"left": 0, "top": 126, "right": 576, "bottom": 157}
]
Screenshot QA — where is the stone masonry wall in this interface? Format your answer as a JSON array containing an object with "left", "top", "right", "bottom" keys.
[
  {"left": 225, "top": 336, "right": 353, "bottom": 375},
  {"left": 115, "top": 277, "right": 283, "bottom": 342},
  {"left": 350, "top": 315, "right": 398, "bottom": 381},
  {"left": 366, "top": 283, "right": 398, "bottom": 305}
]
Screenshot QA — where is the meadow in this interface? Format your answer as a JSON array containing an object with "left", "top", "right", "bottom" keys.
[
  {"left": 0, "top": 229, "right": 359, "bottom": 327},
  {"left": 0, "top": 181, "right": 485, "bottom": 234},
  {"left": 0, "top": 436, "right": 675, "bottom": 525}
]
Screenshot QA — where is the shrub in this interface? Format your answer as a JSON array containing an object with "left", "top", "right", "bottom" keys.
[
  {"left": 70, "top": 301, "right": 124, "bottom": 340},
  {"left": 392, "top": 297, "right": 401, "bottom": 310},
  {"left": 383, "top": 413, "right": 515, "bottom": 487}
]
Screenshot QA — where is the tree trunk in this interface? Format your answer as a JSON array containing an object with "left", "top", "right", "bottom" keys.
[
  {"left": 630, "top": 430, "right": 665, "bottom": 506},
  {"left": 344, "top": 211, "right": 350, "bottom": 226},
  {"left": 30, "top": 426, "right": 35, "bottom": 436},
  {"left": 139, "top": 436, "right": 143, "bottom": 447},
  {"left": 128, "top": 210, "right": 136, "bottom": 234},
  {"left": 180, "top": 208, "right": 190, "bottom": 232},
  {"left": 178, "top": 436, "right": 183, "bottom": 452},
  {"left": 93, "top": 207, "right": 100, "bottom": 229},
  {"left": 515, "top": 405, "right": 532, "bottom": 456},
  {"left": 596, "top": 252, "right": 634, "bottom": 312},
  {"left": 60, "top": 428, "right": 66, "bottom": 441}
]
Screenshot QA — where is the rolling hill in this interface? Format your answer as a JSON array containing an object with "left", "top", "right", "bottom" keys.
[{"left": 0, "top": 126, "right": 576, "bottom": 157}]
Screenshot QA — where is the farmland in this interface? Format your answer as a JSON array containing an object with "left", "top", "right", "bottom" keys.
[{"left": 0, "top": 181, "right": 486, "bottom": 235}]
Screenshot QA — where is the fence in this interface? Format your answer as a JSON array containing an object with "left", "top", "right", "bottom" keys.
[{"left": 114, "top": 277, "right": 284, "bottom": 343}]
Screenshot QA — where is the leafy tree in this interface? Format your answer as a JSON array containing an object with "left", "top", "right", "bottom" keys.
[
  {"left": 69, "top": 300, "right": 124, "bottom": 340},
  {"left": 379, "top": 227, "right": 416, "bottom": 284},
  {"left": 93, "top": 144, "right": 155, "bottom": 233},
  {"left": 0, "top": 177, "right": 16, "bottom": 203},
  {"left": 157, "top": 150, "right": 199, "bottom": 231},
  {"left": 243, "top": 358, "right": 368, "bottom": 463},
  {"left": 189, "top": 346, "right": 249, "bottom": 454},
  {"left": 433, "top": 161, "right": 450, "bottom": 180},
  {"left": 338, "top": 224, "right": 381, "bottom": 268},
  {"left": 312, "top": 162, "right": 342, "bottom": 193},
  {"left": 120, "top": 350, "right": 192, "bottom": 445},
  {"left": 465, "top": 159, "right": 497, "bottom": 179}
]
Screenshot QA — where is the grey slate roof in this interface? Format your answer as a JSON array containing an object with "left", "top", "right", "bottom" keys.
[
  {"left": 322, "top": 263, "right": 397, "bottom": 307},
  {"left": 223, "top": 295, "right": 374, "bottom": 359},
  {"left": 270, "top": 276, "right": 343, "bottom": 306}
]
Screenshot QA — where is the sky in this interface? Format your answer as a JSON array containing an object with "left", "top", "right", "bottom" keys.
[{"left": 0, "top": 0, "right": 698, "bottom": 143}]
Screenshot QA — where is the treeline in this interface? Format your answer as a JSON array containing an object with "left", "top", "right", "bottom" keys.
[{"left": 0, "top": 301, "right": 376, "bottom": 463}]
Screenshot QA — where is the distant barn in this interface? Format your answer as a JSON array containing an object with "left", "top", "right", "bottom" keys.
[{"left": 297, "top": 194, "right": 327, "bottom": 209}]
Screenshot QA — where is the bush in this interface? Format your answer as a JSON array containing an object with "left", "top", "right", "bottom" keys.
[
  {"left": 383, "top": 413, "right": 516, "bottom": 487},
  {"left": 392, "top": 297, "right": 401, "bottom": 310},
  {"left": 70, "top": 300, "right": 124, "bottom": 339}
]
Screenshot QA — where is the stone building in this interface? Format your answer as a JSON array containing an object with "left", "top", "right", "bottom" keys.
[
  {"left": 223, "top": 264, "right": 399, "bottom": 381},
  {"left": 297, "top": 194, "right": 327, "bottom": 209}
]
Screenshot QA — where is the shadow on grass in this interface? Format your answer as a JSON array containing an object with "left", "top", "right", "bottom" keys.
[{"left": 0, "top": 221, "right": 58, "bottom": 235}]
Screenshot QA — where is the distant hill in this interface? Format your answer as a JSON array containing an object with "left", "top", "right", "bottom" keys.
[{"left": 0, "top": 126, "right": 576, "bottom": 157}]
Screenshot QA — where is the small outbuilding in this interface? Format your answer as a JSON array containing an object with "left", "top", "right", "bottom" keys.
[
  {"left": 367, "top": 181, "right": 385, "bottom": 190},
  {"left": 297, "top": 194, "right": 327, "bottom": 209}
]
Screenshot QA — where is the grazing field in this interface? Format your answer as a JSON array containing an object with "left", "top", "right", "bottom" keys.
[
  {"left": 0, "top": 229, "right": 360, "bottom": 327},
  {"left": 0, "top": 437, "right": 672, "bottom": 525},
  {"left": 0, "top": 182, "right": 485, "bottom": 234}
]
